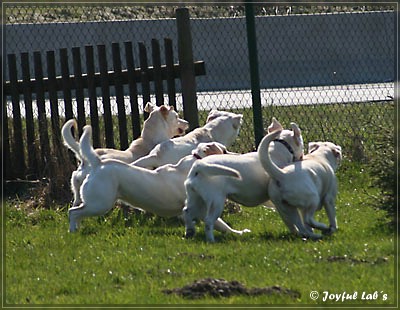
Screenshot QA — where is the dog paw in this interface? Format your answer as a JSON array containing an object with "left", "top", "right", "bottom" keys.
[
  {"left": 322, "top": 226, "right": 337, "bottom": 235},
  {"left": 301, "top": 233, "right": 322, "bottom": 240},
  {"left": 185, "top": 228, "right": 195, "bottom": 238},
  {"left": 312, "top": 234, "right": 323, "bottom": 240}
]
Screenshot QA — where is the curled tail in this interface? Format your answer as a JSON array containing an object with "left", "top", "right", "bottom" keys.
[
  {"left": 79, "top": 125, "right": 101, "bottom": 169},
  {"left": 257, "top": 130, "right": 285, "bottom": 180},
  {"left": 190, "top": 161, "right": 241, "bottom": 179},
  {"left": 62, "top": 119, "right": 81, "bottom": 161}
]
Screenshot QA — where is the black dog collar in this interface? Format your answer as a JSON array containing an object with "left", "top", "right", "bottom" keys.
[
  {"left": 193, "top": 153, "right": 203, "bottom": 160},
  {"left": 273, "top": 139, "right": 295, "bottom": 159}
]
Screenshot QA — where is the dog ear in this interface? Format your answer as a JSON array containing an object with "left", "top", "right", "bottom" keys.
[
  {"left": 308, "top": 142, "right": 320, "bottom": 153},
  {"left": 290, "top": 122, "right": 301, "bottom": 137},
  {"left": 290, "top": 122, "right": 302, "bottom": 146},
  {"left": 332, "top": 146, "right": 342, "bottom": 158},
  {"left": 206, "top": 110, "right": 219, "bottom": 123},
  {"left": 215, "top": 142, "right": 228, "bottom": 154},
  {"left": 159, "top": 105, "right": 169, "bottom": 117},
  {"left": 232, "top": 115, "right": 243, "bottom": 130},
  {"left": 168, "top": 105, "right": 175, "bottom": 111},
  {"left": 202, "top": 143, "right": 215, "bottom": 156},
  {"left": 144, "top": 102, "right": 156, "bottom": 113},
  {"left": 268, "top": 117, "right": 283, "bottom": 133},
  {"left": 204, "top": 144, "right": 216, "bottom": 156}
]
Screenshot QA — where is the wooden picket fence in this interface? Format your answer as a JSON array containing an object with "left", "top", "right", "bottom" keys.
[{"left": 3, "top": 36, "right": 205, "bottom": 181}]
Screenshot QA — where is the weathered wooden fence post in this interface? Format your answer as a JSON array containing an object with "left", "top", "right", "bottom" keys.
[
  {"left": 124, "top": 41, "right": 141, "bottom": 140},
  {"left": 3, "top": 58, "right": 12, "bottom": 179},
  {"left": 98, "top": 44, "right": 115, "bottom": 149},
  {"left": 112, "top": 42, "right": 129, "bottom": 150},
  {"left": 21, "top": 52, "right": 39, "bottom": 177},
  {"left": 7, "top": 54, "right": 26, "bottom": 177},
  {"left": 164, "top": 38, "right": 177, "bottom": 110},
  {"left": 176, "top": 7, "right": 199, "bottom": 131},
  {"left": 138, "top": 42, "right": 151, "bottom": 119},
  {"left": 85, "top": 45, "right": 101, "bottom": 148},
  {"left": 245, "top": 0, "right": 264, "bottom": 148}
]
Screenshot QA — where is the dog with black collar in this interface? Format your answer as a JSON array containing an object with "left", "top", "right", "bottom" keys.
[
  {"left": 69, "top": 124, "right": 236, "bottom": 232},
  {"left": 183, "top": 118, "right": 304, "bottom": 242},
  {"left": 259, "top": 129, "right": 342, "bottom": 239}
]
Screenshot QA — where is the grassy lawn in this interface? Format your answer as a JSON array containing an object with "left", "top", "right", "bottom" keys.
[
  {"left": 4, "top": 158, "right": 396, "bottom": 306},
  {"left": 3, "top": 100, "right": 396, "bottom": 306}
]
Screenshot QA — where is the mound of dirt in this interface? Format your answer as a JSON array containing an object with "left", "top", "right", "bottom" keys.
[{"left": 162, "top": 278, "right": 300, "bottom": 299}]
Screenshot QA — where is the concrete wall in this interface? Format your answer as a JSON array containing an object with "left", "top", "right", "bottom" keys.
[{"left": 4, "top": 11, "right": 395, "bottom": 91}]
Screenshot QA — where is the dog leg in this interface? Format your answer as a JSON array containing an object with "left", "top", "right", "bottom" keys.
[
  {"left": 276, "top": 202, "right": 322, "bottom": 239},
  {"left": 296, "top": 209, "right": 322, "bottom": 239},
  {"left": 183, "top": 206, "right": 196, "bottom": 238},
  {"left": 204, "top": 214, "right": 216, "bottom": 243},
  {"left": 204, "top": 196, "right": 227, "bottom": 242},
  {"left": 71, "top": 170, "right": 83, "bottom": 207},
  {"left": 302, "top": 207, "right": 329, "bottom": 232},
  {"left": 323, "top": 198, "right": 338, "bottom": 235},
  {"left": 274, "top": 202, "right": 300, "bottom": 235},
  {"left": 68, "top": 204, "right": 85, "bottom": 232},
  {"left": 183, "top": 187, "right": 205, "bottom": 238}
]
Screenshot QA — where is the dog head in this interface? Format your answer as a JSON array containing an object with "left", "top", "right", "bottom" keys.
[
  {"left": 267, "top": 118, "right": 304, "bottom": 161},
  {"left": 308, "top": 141, "right": 342, "bottom": 170},
  {"left": 144, "top": 103, "right": 189, "bottom": 138},
  {"left": 192, "top": 142, "right": 228, "bottom": 159},
  {"left": 206, "top": 112, "right": 243, "bottom": 147},
  {"left": 206, "top": 110, "right": 240, "bottom": 123}
]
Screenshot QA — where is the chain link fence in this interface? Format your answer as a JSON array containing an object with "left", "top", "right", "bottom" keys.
[{"left": 4, "top": 4, "right": 396, "bottom": 159}]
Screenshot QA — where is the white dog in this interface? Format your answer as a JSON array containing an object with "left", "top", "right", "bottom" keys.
[
  {"left": 183, "top": 118, "right": 304, "bottom": 242},
  {"left": 259, "top": 129, "right": 342, "bottom": 239},
  {"left": 68, "top": 125, "right": 246, "bottom": 233},
  {"left": 62, "top": 102, "right": 189, "bottom": 207},
  {"left": 132, "top": 111, "right": 243, "bottom": 169}
]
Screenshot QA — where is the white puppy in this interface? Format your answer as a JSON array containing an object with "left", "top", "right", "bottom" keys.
[
  {"left": 132, "top": 111, "right": 243, "bottom": 169},
  {"left": 259, "top": 129, "right": 342, "bottom": 239},
  {"left": 183, "top": 118, "right": 304, "bottom": 242},
  {"left": 68, "top": 125, "right": 238, "bottom": 233},
  {"left": 62, "top": 103, "right": 189, "bottom": 207}
]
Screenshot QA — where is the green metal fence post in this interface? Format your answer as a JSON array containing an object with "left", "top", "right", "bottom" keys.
[{"left": 245, "top": 0, "right": 264, "bottom": 148}]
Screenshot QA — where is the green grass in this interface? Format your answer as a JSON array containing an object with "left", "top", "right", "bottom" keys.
[
  {"left": 4, "top": 160, "right": 396, "bottom": 306},
  {"left": 4, "top": 100, "right": 396, "bottom": 305}
]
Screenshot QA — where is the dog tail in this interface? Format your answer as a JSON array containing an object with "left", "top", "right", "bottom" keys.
[
  {"left": 80, "top": 125, "right": 101, "bottom": 169},
  {"left": 257, "top": 129, "right": 285, "bottom": 180},
  {"left": 62, "top": 119, "right": 82, "bottom": 161},
  {"left": 191, "top": 161, "right": 241, "bottom": 179}
]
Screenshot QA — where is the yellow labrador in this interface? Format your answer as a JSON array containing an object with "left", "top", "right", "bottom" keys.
[
  {"left": 183, "top": 118, "right": 304, "bottom": 242},
  {"left": 133, "top": 111, "right": 243, "bottom": 169},
  {"left": 68, "top": 125, "right": 230, "bottom": 232},
  {"left": 259, "top": 129, "right": 342, "bottom": 239},
  {"left": 62, "top": 102, "right": 188, "bottom": 207}
]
